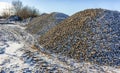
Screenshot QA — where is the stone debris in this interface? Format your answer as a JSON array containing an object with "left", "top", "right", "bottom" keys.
[
  {"left": 0, "top": 15, "right": 120, "bottom": 73},
  {"left": 39, "top": 9, "right": 120, "bottom": 67}
]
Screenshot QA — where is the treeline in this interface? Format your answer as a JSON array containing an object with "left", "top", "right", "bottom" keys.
[{"left": 2, "top": 0, "right": 40, "bottom": 19}]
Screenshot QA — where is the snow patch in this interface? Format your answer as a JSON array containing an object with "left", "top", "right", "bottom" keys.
[{"left": 5, "top": 42, "right": 23, "bottom": 55}]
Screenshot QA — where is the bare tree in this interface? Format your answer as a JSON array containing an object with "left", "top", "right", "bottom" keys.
[
  {"left": 12, "top": 0, "right": 23, "bottom": 15},
  {"left": 30, "top": 7, "right": 40, "bottom": 17},
  {"left": 12, "top": 0, "right": 39, "bottom": 19},
  {"left": 17, "top": 6, "right": 40, "bottom": 19},
  {"left": 2, "top": 11, "right": 10, "bottom": 18}
]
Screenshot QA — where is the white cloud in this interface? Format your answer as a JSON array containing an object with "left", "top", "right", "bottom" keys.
[{"left": 0, "top": 2, "right": 13, "bottom": 16}]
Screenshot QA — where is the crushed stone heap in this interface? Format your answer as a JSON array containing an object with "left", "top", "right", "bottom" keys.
[{"left": 39, "top": 9, "right": 120, "bottom": 66}]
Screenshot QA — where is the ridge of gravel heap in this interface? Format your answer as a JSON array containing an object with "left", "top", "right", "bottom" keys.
[
  {"left": 39, "top": 9, "right": 120, "bottom": 67},
  {"left": 26, "top": 12, "right": 69, "bottom": 37}
]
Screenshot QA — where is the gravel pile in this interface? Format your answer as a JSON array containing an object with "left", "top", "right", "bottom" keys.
[{"left": 39, "top": 9, "right": 120, "bottom": 67}]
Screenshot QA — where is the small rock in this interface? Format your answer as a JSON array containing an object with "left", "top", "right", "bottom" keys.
[
  {"left": 25, "top": 57, "right": 33, "bottom": 63},
  {"left": 23, "top": 68, "right": 32, "bottom": 73},
  {"left": 0, "top": 70, "right": 5, "bottom": 73},
  {"left": 0, "top": 48, "right": 5, "bottom": 54},
  {"left": 10, "top": 71, "right": 14, "bottom": 73}
]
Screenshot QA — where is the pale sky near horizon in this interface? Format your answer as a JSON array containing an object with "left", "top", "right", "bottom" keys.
[{"left": 0, "top": 0, "right": 120, "bottom": 15}]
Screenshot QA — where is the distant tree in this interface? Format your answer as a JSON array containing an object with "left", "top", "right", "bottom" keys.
[
  {"left": 30, "top": 7, "right": 40, "bottom": 17},
  {"left": 18, "top": 6, "right": 40, "bottom": 19},
  {"left": 12, "top": 0, "right": 23, "bottom": 15},
  {"left": 2, "top": 0, "right": 40, "bottom": 19},
  {"left": 2, "top": 11, "right": 10, "bottom": 18}
]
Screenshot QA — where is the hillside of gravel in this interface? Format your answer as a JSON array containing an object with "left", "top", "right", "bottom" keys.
[{"left": 39, "top": 9, "right": 120, "bottom": 67}]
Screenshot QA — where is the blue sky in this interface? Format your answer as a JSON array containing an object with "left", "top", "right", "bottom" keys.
[{"left": 0, "top": 0, "right": 120, "bottom": 15}]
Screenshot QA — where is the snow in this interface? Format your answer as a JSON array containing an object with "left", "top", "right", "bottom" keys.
[
  {"left": 113, "top": 69, "right": 120, "bottom": 73},
  {"left": 0, "top": 54, "right": 8, "bottom": 65},
  {"left": 5, "top": 24, "right": 26, "bottom": 29},
  {"left": 0, "top": 41, "right": 30, "bottom": 72},
  {"left": 5, "top": 42, "right": 23, "bottom": 55}
]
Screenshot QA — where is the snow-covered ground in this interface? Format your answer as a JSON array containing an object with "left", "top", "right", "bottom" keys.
[
  {"left": 0, "top": 42, "right": 29, "bottom": 73},
  {"left": 0, "top": 24, "right": 72, "bottom": 72},
  {"left": 0, "top": 24, "right": 120, "bottom": 73}
]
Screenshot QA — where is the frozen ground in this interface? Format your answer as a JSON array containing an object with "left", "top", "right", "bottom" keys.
[{"left": 0, "top": 24, "right": 120, "bottom": 73}]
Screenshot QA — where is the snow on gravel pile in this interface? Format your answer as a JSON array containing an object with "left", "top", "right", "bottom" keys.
[{"left": 0, "top": 24, "right": 120, "bottom": 73}]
